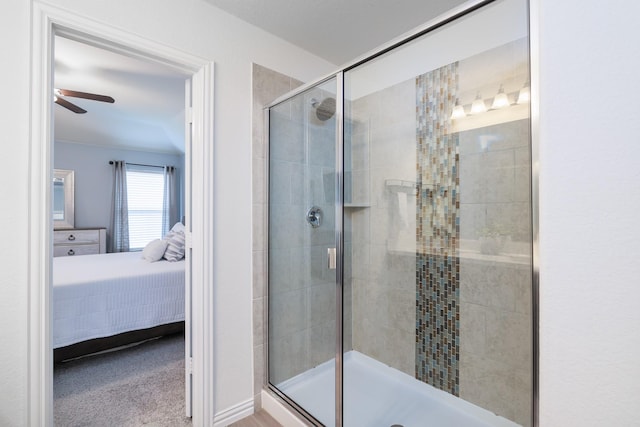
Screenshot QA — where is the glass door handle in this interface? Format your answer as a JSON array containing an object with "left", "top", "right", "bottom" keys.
[{"left": 328, "top": 247, "right": 336, "bottom": 270}]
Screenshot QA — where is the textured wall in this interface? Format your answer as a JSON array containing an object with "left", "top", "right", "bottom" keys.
[
  {"left": 0, "top": 0, "right": 30, "bottom": 424},
  {"left": 537, "top": 1, "right": 640, "bottom": 425}
]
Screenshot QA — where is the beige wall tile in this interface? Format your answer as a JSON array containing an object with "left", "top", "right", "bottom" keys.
[
  {"left": 253, "top": 297, "right": 265, "bottom": 346},
  {"left": 253, "top": 343, "right": 265, "bottom": 410},
  {"left": 252, "top": 203, "right": 265, "bottom": 253},
  {"left": 252, "top": 250, "right": 266, "bottom": 299},
  {"left": 460, "top": 302, "right": 486, "bottom": 355},
  {"left": 253, "top": 64, "right": 308, "bottom": 391},
  {"left": 485, "top": 310, "right": 531, "bottom": 371}
]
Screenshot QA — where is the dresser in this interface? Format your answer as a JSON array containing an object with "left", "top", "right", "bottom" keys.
[{"left": 53, "top": 228, "right": 107, "bottom": 257}]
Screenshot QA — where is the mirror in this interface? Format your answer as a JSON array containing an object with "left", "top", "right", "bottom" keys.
[{"left": 53, "top": 169, "right": 75, "bottom": 229}]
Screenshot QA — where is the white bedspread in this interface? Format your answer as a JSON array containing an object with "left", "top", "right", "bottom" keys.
[{"left": 53, "top": 251, "right": 185, "bottom": 348}]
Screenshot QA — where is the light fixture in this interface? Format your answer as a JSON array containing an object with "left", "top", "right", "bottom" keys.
[
  {"left": 517, "top": 81, "right": 530, "bottom": 104},
  {"left": 491, "top": 84, "right": 510, "bottom": 109},
  {"left": 451, "top": 99, "right": 466, "bottom": 120},
  {"left": 470, "top": 92, "right": 487, "bottom": 115}
]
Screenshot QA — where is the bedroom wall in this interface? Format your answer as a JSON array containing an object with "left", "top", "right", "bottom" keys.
[
  {"left": 54, "top": 141, "right": 184, "bottom": 239},
  {"left": 0, "top": 0, "right": 334, "bottom": 425}
]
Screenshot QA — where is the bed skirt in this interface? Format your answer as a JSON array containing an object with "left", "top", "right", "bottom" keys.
[{"left": 54, "top": 321, "right": 185, "bottom": 363}]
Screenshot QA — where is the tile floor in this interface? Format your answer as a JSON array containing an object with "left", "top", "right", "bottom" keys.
[{"left": 230, "top": 410, "right": 282, "bottom": 427}]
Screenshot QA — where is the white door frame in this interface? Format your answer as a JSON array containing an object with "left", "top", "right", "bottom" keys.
[{"left": 28, "top": 3, "right": 215, "bottom": 425}]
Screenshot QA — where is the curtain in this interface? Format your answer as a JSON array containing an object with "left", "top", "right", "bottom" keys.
[
  {"left": 162, "top": 166, "right": 179, "bottom": 235},
  {"left": 109, "top": 160, "right": 130, "bottom": 252}
]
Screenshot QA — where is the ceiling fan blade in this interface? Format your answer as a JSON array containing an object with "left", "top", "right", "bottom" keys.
[
  {"left": 55, "top": 97, "right": 87, "bottom": 114},
  {"left": 57, "top": 89, "right": 115, "bottom": 103}
]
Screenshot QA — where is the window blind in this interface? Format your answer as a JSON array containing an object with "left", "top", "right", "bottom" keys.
[{"left": 126, "top": 165, "right": 164, "bottom": 250}]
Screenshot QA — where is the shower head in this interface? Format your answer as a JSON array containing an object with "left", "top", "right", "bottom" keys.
[{"left": 311, "top": 97, "right": 336, "bottom": 121}]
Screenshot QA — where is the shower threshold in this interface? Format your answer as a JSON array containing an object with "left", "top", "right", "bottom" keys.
[{"left": 277, "top": 351, "right": 519, "bottom": 427}]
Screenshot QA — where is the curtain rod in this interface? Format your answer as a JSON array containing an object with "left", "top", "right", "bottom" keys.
[{"left": 108, "top": 160, "right": 175, "bottom": 169}]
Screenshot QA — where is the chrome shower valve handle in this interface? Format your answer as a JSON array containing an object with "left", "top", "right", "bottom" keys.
[{"left": 306, "top": 206, "right": 322, "bottom": 228}]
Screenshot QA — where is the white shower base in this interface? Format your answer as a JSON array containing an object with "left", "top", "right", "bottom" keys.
[{"left": 277, "top": 351, "right": 519, "bottom": 427}]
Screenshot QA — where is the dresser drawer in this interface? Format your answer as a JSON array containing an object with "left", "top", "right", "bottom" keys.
[
  {"left": 54, "top": 244, "right": 100, "bottom": 257},
  {"left": 53, "top": 228, "right": 106, "bottom": 257},
  {"left": 54, "top": 229, "right": 101, "bottom": 245}
]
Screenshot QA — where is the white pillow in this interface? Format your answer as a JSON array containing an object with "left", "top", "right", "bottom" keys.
[
  {"left": 171, "top": 221, "right": 185, "bottom": 234},
  {"left": 141, "top": 239, "right": 168, "bottom": 262},
  {"left": 163, "top": 230, "right": 185, "bottom": 262}
]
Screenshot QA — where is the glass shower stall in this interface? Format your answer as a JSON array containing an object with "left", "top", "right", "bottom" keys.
[{"left": 266, "top": 0, "right": 535, "bottom": 426}]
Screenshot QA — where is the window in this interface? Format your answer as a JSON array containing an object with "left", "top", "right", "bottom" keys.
[{"left": 126, "top": 165, "right": 164, "bottom": 250}]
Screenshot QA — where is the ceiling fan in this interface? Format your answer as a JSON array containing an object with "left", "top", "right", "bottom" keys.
[{"left": 54, "top": 88, "right": 115, "bottom": 114}]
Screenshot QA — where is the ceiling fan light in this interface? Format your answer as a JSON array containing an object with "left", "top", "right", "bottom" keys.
[
  {"left": 491, "top": 85, "right": 510, "bottom": 109},
  {"left": 470, "top": 93, "right": 487, "bottom": 115}
]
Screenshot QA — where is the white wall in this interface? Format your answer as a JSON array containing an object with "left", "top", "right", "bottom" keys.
[
  {"left": 0, "top": 0, "right": 334, "bottom": 424},
  {"left": 0, "top": 1, "right": 31, "bottom": 425},
  {"left": 536, "top": 0, "right": 640, "bottom": 425}
]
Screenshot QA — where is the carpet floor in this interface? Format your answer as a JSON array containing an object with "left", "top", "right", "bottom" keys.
[{"left": 54, "top": 333, "right": 191, "bottom": 426}]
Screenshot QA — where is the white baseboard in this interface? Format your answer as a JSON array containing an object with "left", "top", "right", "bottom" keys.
[
  {"left": 261, "top": 390, "right": 308, "bottom": 427},
  {"left": 214, "top": 398, "right": 254, "bottom": 427}
]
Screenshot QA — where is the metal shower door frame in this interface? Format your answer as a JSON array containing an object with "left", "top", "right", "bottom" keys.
[{"left": 264, "top": 72, "right": 344, "bottom": 427}]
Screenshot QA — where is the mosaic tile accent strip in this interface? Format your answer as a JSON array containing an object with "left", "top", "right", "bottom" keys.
[{"left": 415, "top": 63, "right": 461, "bottom": 396}]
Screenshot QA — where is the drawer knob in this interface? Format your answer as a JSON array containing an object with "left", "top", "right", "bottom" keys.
[
  {"left": 67, "top": 249, "right": 75, "bottom": 256},
  {"left": 68, "top": 234, "right": 75, "bottom": 241}
]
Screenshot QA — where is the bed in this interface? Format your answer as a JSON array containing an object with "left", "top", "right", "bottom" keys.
[{"left": 53, "top": 251, "right": 185, "bottom": 362}]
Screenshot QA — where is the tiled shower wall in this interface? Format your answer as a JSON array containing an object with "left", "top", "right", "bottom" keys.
[
  {"left": 267, "top": 83, "right": 338, "bottom": 386},
  {"left": 347, "top": 78, "right": 417, "bottom": 376},
  {"left": 458, "top": 119, "right": 532, "bottom": 426},
  {"left": 347, "top": 75, "right": 531, "bottom": 426},
  {"left": 251, "top": 63, "right": 302, "bottom": 409}
]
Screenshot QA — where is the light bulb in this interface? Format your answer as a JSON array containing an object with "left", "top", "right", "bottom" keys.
[
  {"left": 450, "top": 100, "right": 466, "bottom": 120},
  {"left": 470, "top": 93, "right": 486, "bottom": 115},
  {"left": 517, "top": 81, "right": 530, "bottom": 104},
  {"left": 491, "top": 85, "right": 510, "bottom": 109}
]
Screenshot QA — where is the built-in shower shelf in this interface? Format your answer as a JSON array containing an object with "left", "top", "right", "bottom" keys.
[{"left": 386, "top": 179, "right": 417, "bottom": 194}]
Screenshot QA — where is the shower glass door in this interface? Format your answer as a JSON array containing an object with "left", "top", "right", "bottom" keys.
[
  {"left": 343, "top": 0, "right": 532, "bottom": 425},
  {"left": 268, "top": 77, "right": 339, "bottom": 426}
]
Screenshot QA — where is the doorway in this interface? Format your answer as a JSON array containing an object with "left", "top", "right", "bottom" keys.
[
  {"left": 52, "top": 33, "right": 189, "bottom": 423},
  {"left": 29, "top": 3, "right": 215, "bottom": 425}
]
